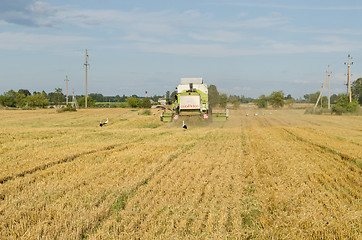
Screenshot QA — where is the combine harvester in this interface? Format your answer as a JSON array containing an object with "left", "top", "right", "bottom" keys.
[{"left": 160, "top": 78, "right": 228, "bottom": 122}]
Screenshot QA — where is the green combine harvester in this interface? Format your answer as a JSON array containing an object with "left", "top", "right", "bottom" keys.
[{"left": 160, "top": 78, "right": 228, "bottom": 122}]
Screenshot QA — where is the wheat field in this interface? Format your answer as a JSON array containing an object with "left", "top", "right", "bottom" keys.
[{"left": 0, "top": 108, "right": 361, "bottom": 239}]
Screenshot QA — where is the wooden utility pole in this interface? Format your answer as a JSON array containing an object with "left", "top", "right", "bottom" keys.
[
  {"left": 85, "top": 49, "right": 89, "bottom": 108},
  {"left": 65, "top": 75, "right": 69, "bottom": 105},
  {"left": 314, "top": 65, "right": 331, "bottom": 112},
  {"left": 72, "top": 89, "right": 79, "bottom": 108},
  {"left": 345, "top": 54, "right": 353, "bottom": 103},
  {"left": 327, "top": 65, "right": 331, "bottom": 109}
]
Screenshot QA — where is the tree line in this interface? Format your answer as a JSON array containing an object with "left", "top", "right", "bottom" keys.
[
  {"left": 1, "top": 78, "right": 360, "bottom": 110},
  {"left": 253, "top": 78, "right": 361, "bottom": 114}
]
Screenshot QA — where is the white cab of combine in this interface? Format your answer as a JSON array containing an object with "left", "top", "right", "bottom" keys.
[
  {"left": 177, "top": 78, "right": 208, "bottom": 94},
  {"left": 177, "top": 78, "right": 208, "bottom": 111}
]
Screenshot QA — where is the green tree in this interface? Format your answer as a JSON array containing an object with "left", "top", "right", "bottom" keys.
[
  {"left": 48, "top": 88, "right": 64, "bottom": 106},
  {"left": 208, "top": 85, "right": 219, "bottom": 108},
  {"left": 240, "top": 95, "right": 254, "bottom": 103},
  {"left": 115, "top": 95, "right": 122, "bottom": 102},
  {"left": 25, "top": 94, "right": 49, "bottom": 108},
  {"left": 219, "top": 94, "right": 227, "bottom": 108},
  {"left": 166, "top": 91, "right": 171, "bottom": 104},
  {"left": 18, "top": 89, "right": 31, "bottom": 96},
  {"left": 126, "top": 96, "right": 141, "bottom": 108},
  {"left": 150, "top": 94, "right": 164, "bottom": 102},
  {"left": 15, "top": 92, "right": 26, "bottom": 108},
  {"left": 352, "top": 78, "right": 362, "bottom": 104},
  {"left": 332, "top": 94, "right": 359, "bottom": 114},
  {"left": 269, "top": 91, "right": 285, "bottom": 108},
  {"left": 141, "top": 97, "right": 152, "bottom": 108},
  {"left": 254, "top": 94, "right": 268, "bottom": 108},
  {"left": 228, "top": 95, "right": 240, "bottom": 109},
  {"left": 0, "top": 90, "right": 29, "bottom": 108},
  {"left": 330, "top": 94, "right": 338, "bottom": 104},
  {"left": 321, "top": 96, "right": 328, "bottom": 108},
  {"left": 0, "top": 90, "right": 17, "bottom": 107},
  {"left": 89, "top": 93, "right": 104, "bottom": 102},
  {"left": 170, "top": 91, "right": 177, "bottom": 103},
  {"left": 304, "top": 92, "right": 320, "bottom": 103},
  {"left": 78, "top": 96, "right": 96, "bottom": 107},
  {"left": 285, "top": 94, "right": 292, "bottom": 99}
]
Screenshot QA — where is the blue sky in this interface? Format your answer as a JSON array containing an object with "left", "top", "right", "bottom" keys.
[{"left": 0, "top": 0, "right": 361, "bottom": 98}]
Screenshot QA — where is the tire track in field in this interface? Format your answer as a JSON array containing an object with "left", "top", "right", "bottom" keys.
[
  {"left": 242, "top": 120, "right": 361, "bottom": 238},
  {"left": 282, "top": 128, "right": 360, "bottom": 168},
  {"left": 0, "top": 144, "right": 127, "bottom": 184},
  {"left": 281, "top": 128, "right": 362, "bottom": 203},
  {"left": 0, "top": 131, "right": 171, "bottom": 185},
  {"left": 296, "top": 126, "right": 362, "bottom": 147},
  {"left": 80, "top": 129, "right": 217, "bottom": 239}
]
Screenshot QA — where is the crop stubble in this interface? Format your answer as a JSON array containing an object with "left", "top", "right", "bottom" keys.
[{"left": 0, "top": 108, "right": 360, "bottom": 239}]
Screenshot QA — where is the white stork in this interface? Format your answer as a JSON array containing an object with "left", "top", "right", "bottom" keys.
[
  {"left": 99, "top": 118, "right": 108, "bottom": 127},
  {"left": 182, "top": 120, "right": 187, "bottom": 130}
]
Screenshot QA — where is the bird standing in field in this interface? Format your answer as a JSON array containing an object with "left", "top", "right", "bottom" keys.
[
  {"left": 99, "top": 118, "right": 108, "bottom": 127},
  {"left": 182, "top": 120, "right": 187, "bottom": 130}
]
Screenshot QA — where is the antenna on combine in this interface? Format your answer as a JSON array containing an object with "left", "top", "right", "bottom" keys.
[
  {"left": 314, "top": 65, "right": 331, "bottom": 112},
  {"left": 65, "top": 75, "right": 69, "bottom": 105},
  {"left": 344, "top": 54, "right": 353, "bottom": 102},
  {"left": 84, "top": 49, "right": 89, "bottom": 108}
]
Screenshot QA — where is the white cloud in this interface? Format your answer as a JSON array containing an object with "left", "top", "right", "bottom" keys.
[
  {"left": 0, "top": 0, "right": 64, "bottom": 27},
  {"left": 134, "top": 43, "right": 252, "bottom": 57},
  {"left": 292, "top": 80, "right": 313, "bottom": 84},
  {"left": 121, "top": 33, "right": 160, "bottom": 43},
  {"left": 235, "top": 16, "right": 287, "bottom": 28},
  {"left": 1, "top": 1, "right": 361, "bottom": 58},
  {"left": 189, "top": 30, "right": 245, "bottom": 43},
  {"left": 0, "top": 32, "right": 92, "bottom": 51},
  {"left": 133, "top": 38, "right": 362, "bottom": 57},
  {"left": 220, "top": 2, "right": 362, "bottom": 11}
]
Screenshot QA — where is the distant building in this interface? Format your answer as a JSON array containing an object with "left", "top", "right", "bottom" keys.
[{"left": 158, "top": 98, "right": 167, "bottom": 105}]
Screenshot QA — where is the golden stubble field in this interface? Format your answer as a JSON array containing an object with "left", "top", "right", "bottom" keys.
[{"left": 0, "top": 107, "right": 361, "bottom": 239}]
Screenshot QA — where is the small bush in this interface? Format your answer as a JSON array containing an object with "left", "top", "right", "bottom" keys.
[
  {"left": 57, "top": 106, "right": 77, "bottom": 113},
  {"left": 141, "top": 110, "right": 151, "bottom": 115},
  {"left": 331, "top": 94, "right": 360, "bottom": 115},
  {"left": 331, "top": 105, "right": 344, "bottom": 115},
  {"left": 254, "top": 95, "right": 268, "bottom": 108},
  {"left": 304, "top": 107, "right": 331, "bottom": 115}
]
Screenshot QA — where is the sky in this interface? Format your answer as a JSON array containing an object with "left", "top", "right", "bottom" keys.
[{"left": 0, "top": 0, "right": 362, "bottom": 98}]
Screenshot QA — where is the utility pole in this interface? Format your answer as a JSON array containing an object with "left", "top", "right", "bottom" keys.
[
  {"left": 72, "top": 89, "right": 79, "bottom": 108},
  {"left": 65, "top": 75, "right": 69, "bottom": 105},
  {"left": 327, "top": 65, "right": 331, "bottom": 109},
  {"left": 344, "top": 54, "right": 353, "bottom": 103},
  {"left": 314, "top": 65, "right": 331, "bottom": 112},
  {"left": 84, "top": 49, "right": 89, "bottom": 108}
]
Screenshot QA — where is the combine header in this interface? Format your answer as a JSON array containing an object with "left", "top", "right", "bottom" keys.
[{"left": 160, "top": 78, "right": 228, "bottom": 122}]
